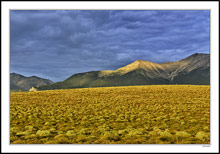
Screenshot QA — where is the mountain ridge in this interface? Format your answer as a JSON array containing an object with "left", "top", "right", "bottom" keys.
[
  {"left": 10, "top": 73, "right": 53, "bottom": 91},
  {"left": 37, "top": 53, "right": 210, "bottom": 90}
]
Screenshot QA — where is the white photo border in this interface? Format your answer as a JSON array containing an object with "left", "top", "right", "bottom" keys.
[{"left": 1, "top": 1, "right": 219, "bottom": 153}]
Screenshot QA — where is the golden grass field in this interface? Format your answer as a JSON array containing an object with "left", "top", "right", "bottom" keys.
[{"left": 10, "top": 85, "right": 210, "bottom": 144}]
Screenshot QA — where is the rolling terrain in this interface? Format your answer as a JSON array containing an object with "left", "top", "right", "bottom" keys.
[
  {"left": 10, "top": 73, "right": 53, "bottom": 91},
  {"left": 37, "top": 53, "right": 210, "bottom": 90}
]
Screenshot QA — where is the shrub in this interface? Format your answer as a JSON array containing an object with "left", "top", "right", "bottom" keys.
[
  {"left": 118, "top": 130, "right": 127, "bottom": 135},
  {"left": 159, "top": 130, "right": 172, "bottom": 141},
  {"left": 203, "top": 126, "right": 209, "bottom": 132},
  {"left": 54, "top": 134, "right": 67, "bottom": 139},
  {"left": 24, "top": 126, "right": 34, "bottom": 131},
  {"left": 66, "top": 130, "right": 77, "bottom": 137},
  {"left": 159, "top": 131, "right": 172, "bottom": 137},
  {"left": 36, "top": 130, "right": 50, "bottom": 137},
  {"left": 176, "top": 131, "right": 191, "bottom": 138},
  {"left": 195, "top": 131, "right": 207, "bottom": 141},
  {"left": 16, "top": 131, "right": 31, "bottom": 137},
  {"left": 127, "top": 129, "right": 143, "bottom": 137},
  {"left": 44, "top": 122, "right": 50, "bottom": 126}
]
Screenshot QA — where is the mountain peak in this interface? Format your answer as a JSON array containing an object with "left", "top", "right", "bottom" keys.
[
  {"left": 180, "top": 53, "right": 209, "bottom": 62},
  {"left": 193, "top": 53, "right": 199, "bottom": 55},
  {"left": 116, "top": 59, "right": 158, "bottom": 74},
  {"left": 133, "top": 60, "right": 153, "bottom": 64},
  {"left": 134, "top": 60, "right": 146, "bottom": 63},
  {"left": 10, "top": 72, "right": 25, "bottom": 78},
  {"left": 191, "top": 53, "right": 209, "bottom": 57}
]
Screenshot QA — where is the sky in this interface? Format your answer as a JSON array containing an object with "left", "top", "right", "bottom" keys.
[{"left": 10, "top": 10, "right": 210, "bottom": 82}]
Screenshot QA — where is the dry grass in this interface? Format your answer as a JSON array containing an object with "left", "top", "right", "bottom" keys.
[{"left": 10, "top": 85, "right": 210, "bottom": 144}]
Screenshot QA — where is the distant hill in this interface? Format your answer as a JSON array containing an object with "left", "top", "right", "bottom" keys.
[
  {"left": 37, "top": 53, "right": 210, "bottom": 90},
  {"left": 10, "top": 73, "right": 53, "bottom": 91}
]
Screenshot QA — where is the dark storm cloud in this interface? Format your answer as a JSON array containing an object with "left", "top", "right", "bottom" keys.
[{"left": 10, "top": 10, "right": 210, "bottom": 82}]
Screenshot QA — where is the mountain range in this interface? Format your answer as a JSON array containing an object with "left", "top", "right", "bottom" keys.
[
  {"left": 36, "top": 53, "right": 210, "bottom": 90},
  {"left": 10, "top": 73, "right": 53, "bottom": 91}
]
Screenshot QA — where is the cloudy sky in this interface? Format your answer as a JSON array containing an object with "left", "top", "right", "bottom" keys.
[{"left": 10, "top": 10, "right": 210, "bottom": 82}]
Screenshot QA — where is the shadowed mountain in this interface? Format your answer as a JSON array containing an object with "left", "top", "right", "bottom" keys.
[
  {"left": 10, "top": 73, "right": 53, "bottom": 91},
  {"left": 37, "top": 53, "right": 210, "bottom": 90}
]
